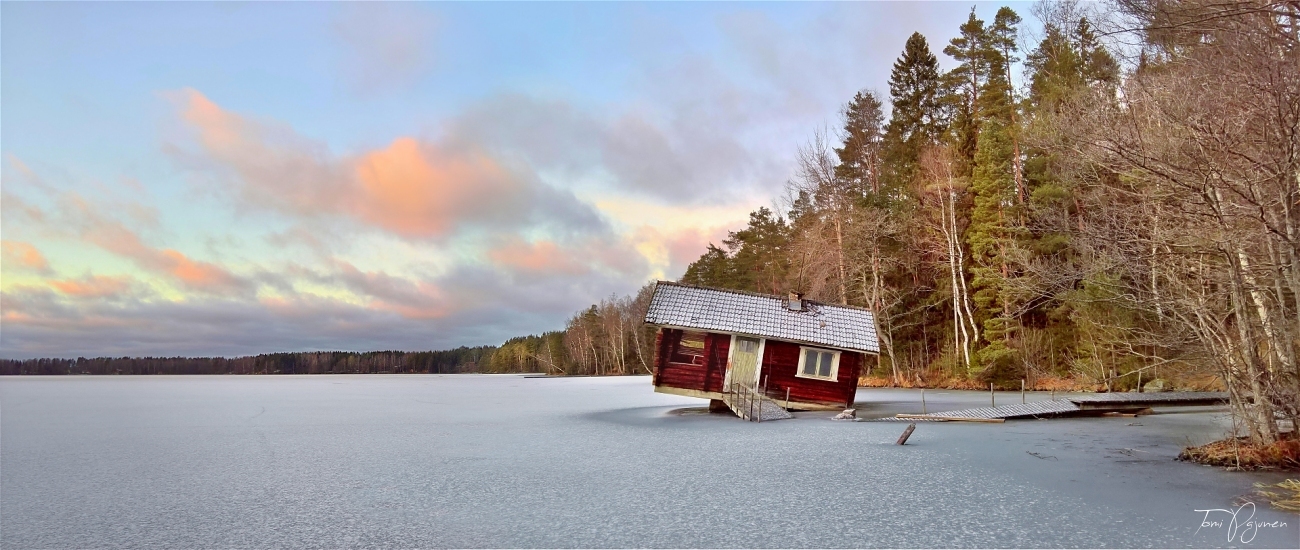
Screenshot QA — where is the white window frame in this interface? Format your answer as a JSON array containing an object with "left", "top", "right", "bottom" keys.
[{"left": 795, "top": 346, "right": 841, "bottom": 382}]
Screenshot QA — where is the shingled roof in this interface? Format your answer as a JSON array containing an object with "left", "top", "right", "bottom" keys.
[{"left": 643, "top": 281, "right": 879, "bottom": 354}]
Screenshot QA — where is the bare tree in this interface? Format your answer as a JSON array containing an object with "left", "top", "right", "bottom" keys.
[
  {"left": 1047, "top": 0, "right": 1299, "bottom": 443},
  {"left": 918, "top": 146, "right": 981, "bottom": 372},
  {"left": 787, "top": 128, "right": 853, "bottom": 304}
]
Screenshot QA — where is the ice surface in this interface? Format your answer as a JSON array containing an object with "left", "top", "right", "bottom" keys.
[{"left": 1, "top": 375, "right": 1295, "bottom": 548}]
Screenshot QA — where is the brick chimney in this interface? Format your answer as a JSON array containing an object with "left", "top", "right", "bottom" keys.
[{"left": 787, "top": 291, "right": 804, "bottom": 311}]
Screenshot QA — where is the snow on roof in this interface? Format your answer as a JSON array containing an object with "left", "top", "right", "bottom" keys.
[{"left": 643, "top": 281, "right": 879, "bottom": 354}]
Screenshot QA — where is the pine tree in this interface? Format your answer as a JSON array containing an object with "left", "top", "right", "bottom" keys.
[
  {"left": 882, "top": 32, "right": 944, "bottom": 191},
  {"left": 680, "top": 244, "right": 732, "bottom": 288},
  {"left": 943, "top": 8, "right": 990, "bottom": 176},
  {"left": 723, "top": 207, "right": 791, "bottom": 294},
  {"left": 1026, "top": 24, "right": 1084, "bottom": 110},
  {"left": 985, "top": 7, "right": 1022, "bottom": 89},
  {"left": 679, "top": 208, "right": 792, "bottom": 294}
]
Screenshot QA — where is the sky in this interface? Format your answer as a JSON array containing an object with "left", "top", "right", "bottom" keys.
[{"left": 1, "top": 1, "right": 1032, "bottom": 359}]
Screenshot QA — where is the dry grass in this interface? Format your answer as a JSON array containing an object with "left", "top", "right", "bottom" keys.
[
  {"left": 858, "top": 374, "right": 987, "bottom": 390},
  {"left": 1253, "top": 479, "right": 1300, "bottom": 512},
  {"left": 1177, "top": 374, "right": 1228, "bottom": 392},
  {"left": 1179, "top": 433, "right": 1300, "bottom": 472}
]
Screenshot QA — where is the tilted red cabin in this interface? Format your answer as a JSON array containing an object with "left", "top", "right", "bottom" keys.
[{"left": 643, "top": 281, "right": 879, "bottom": 411}]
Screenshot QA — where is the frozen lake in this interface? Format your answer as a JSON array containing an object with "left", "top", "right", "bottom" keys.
[{"left": 2, "top": 375, "right": 1296, "bottom": 548}]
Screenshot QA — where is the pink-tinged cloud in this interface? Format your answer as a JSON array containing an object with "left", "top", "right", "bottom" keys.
[
  {"left": 49, "top": 275, "right": 131, "bottom": 299},
  {"left": 177, "top": 90, "right": 348, "bottom": 217},
  {"left": 352, "top": 137, "right": 521, "bottom": 238},
  {"left": 62, "top": 195, "right": 248, "bottom": 294},
  {"left": 661, "top": 226, "right": 733, "bottom": 268},
  {"left": 1, "top": 240, "right": 51, "bottom": 273},
  {"left": 630, "top": 224, "right": 734, "bottom": 275},
  {"left": 162, "top": 250, "right": 243, "bottom": 290},
  {"left": 174, "top": 89, "right": 555, "bottom": 240},
  {"left": 487, "top": 238, "right": 589, "bottom": 276}
]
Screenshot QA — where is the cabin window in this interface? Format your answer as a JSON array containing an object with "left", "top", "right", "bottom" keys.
[
  {"left": 796, "top": 347, "right": 840, "bottom": 381},
  {"left": 670, "top": 331, "right": 707, "bottom": 364}
]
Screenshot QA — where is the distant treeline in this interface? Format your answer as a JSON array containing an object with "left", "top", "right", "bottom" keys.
[
  {"left": 0, "top": 347, "right": 494, "bottom": 376},
  {"left": 0, "top": 310, "right": 657, "bottom": 376}
]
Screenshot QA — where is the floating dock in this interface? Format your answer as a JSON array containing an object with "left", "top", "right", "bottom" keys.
[{"left": 889, "top": 392, "right": 1228, "bottom": 422}]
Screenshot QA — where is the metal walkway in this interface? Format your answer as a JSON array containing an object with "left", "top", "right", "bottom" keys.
[{"left": 894, "top": 392, "right": 1228, "bottom": 422}]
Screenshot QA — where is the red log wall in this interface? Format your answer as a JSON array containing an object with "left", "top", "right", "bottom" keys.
[
  {"left": 757, "top": 340, "right": 861, "bottom": 407},
  {"left": 652, "top": 328, "right": 862, "bottom": 407},
  {"left": 652, "top": 328, "right": 728, "bottom": 394}
]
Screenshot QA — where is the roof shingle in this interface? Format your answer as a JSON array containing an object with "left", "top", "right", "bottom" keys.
[{"left": 643, "top": 281, "right": 879, "bottom": 354}]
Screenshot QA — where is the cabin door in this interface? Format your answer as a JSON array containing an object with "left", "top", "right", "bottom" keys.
[{"left": 727, "top": 336, "right": 763, "bottom": 388}]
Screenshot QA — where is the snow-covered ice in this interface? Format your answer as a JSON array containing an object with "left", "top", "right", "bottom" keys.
[{"left": 1, "top": 375, "right": 1295, "bottom": 548}]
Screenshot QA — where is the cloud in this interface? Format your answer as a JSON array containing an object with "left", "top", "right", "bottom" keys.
[
  {"left": 0, "top": 267, "right": 618, "bottom": 358},
  {"left": 48, "top": 193, "right": 252, "bottom": 295},
  {"left": 628, "top": 224, "right": 734, "bottom": 278},
  {"left": 48, "top": 275, "right": 132, "bottom": 299},
  {"left": 486, "top": 235, "right": 650, "bottom": 279},
  {"left": 4, "top": 155, "right": 57, "bottom": 195},
  {"left": 0, "top": 160, "right": 656, "bottom": 358},
  {"left": 333, "top": 4, "right": 438, "bottom": 94},
  {"left": 1, "top": 182, "right": 250, "bottom": 297},
  {"left": 161, "top": 249, "right": 244, "bottom": 291},
  {"left": 327, "top": 259, "right": 450, "bottom": 320},
  {"left": 420, "top": 5, "right": 976, "bottom": 208},
  {"left": 1, "top": 240, "right": 51, "bottom": 274},
  {"left": 172, "top": 88, "right": 603, "bottom": 240},
  {"left": 352, "top": 137, "right": 522, "bottom": 238},
  {"left": 0, "top": 2, "right": 1037, "bottom": 360},
  {"left": 0, "top": 287, "right": 410, "bottom": 358},
  {"left": 1, "top": 193, "right": 48, "bottom": 227},
  {"left": 448, "top": 94, "right": 763, "bottom": 205},
  {"left": 488, "top": 238, "right": 589, "bottom": 277}
]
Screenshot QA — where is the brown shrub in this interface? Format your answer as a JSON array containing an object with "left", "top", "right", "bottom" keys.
[{"left": 1179, "top": 433, "right": 1300, "bottom": 472}]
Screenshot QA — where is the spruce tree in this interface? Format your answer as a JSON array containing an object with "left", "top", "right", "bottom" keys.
[
  {"left": 834, "top": 90, "right": 886, "bottom": 199},
  {"left": 882, "top": 32, "right": 943, "bottom": 191},
  {"left": 965, "top": 116, "right": 1018, "bottom": 377},
  {"left": 983, "top": 7, "right": 1023, "bottom": 202},
  {"left": 1075, "top": 18, "right": 1119, "bottom": 91},
  {"left": 963, "top": 6, "right": 1024, "bottom": 379}
]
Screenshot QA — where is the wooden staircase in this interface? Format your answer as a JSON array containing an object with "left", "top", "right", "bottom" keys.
[{"left": 723, "top": 379, "right": 793, "bottom": 422}]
